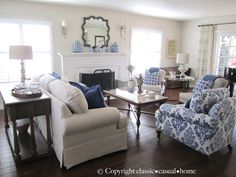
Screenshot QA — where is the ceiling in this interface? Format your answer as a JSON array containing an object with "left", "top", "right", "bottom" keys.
[{"left": 22, "top": 0, "right": 236, "bottom": 21}]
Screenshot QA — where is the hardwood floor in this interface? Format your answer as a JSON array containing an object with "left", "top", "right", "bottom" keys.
[{"left": 0, "top": 88, "right": 236, "bottom": 177}]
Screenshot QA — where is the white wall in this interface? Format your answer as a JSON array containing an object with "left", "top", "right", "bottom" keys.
[
  {"left": 182, "top": 15, "right": 236, "bottom": 77},
  {"left": 0, "top": 1, "right": 182, "bottom": 73}
]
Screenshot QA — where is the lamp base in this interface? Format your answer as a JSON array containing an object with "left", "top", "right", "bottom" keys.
[
  {"left": 14, "top": 83, "right": 26, "bottom": 90},
  {"left": 178, "top": 65, "right": 188, "bottom": 78}
]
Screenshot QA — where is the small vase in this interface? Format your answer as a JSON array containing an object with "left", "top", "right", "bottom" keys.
[
  {"left": 128, "top": 80, "right": 136, "bottom": 91},
  {"left": 72, "top": 40, "right": 83, "bottom": 53},
  {"left": 111, "top": 42, "right": 118, "bottom": 52}
]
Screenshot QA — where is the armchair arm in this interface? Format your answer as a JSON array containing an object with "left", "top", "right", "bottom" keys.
[
  {"left": 208, "top": 97, "right": 236, "bottom": 128},
  {"left": 157, "top": 103, "right": 217, "bottom": 128}
]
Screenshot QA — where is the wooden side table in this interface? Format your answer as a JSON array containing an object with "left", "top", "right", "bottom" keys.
[
  {"left": 165, "top": 75, "right": 195, "bottom": 92},
  {"left": 0, "top": 84, "right": 52, "bottom": 164}
]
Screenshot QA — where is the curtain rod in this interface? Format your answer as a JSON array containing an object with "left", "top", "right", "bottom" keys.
[{"left": 198, "top": 21, "right": 236, "bottom": 27}]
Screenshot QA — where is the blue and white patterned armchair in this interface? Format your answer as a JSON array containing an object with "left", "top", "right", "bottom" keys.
[{"left": 155, "top": 87, "right": 236, "bottom": 156}]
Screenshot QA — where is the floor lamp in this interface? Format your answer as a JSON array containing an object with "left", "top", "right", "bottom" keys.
[{"left": 9, "top": 45, "right": 33, "bottom": 87}]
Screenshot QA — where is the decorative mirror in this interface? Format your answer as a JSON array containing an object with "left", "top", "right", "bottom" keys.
[{"left": 82, "top": 16, "right": 110, "bottom": 48}]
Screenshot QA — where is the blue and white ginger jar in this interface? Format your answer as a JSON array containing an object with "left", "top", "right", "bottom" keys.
[
  {"left": 111, "top": 42, "right": 118, "bottom": 52},
  {"left": 72, "top": 40, "right": 83, "bottom": 53}
]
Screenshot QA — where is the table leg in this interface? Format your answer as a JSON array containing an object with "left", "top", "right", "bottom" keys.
[
  {"left": 3, "top": 104, "right": 9, "bottom": 128},
  {"left": 106, "top": 95, "right": 110, "bottom": 106},
  {"left": 12, "top": 120, "right": 21, "bottom": 161},
  {"left": 135, "top": 106, "right": 141, "bottom": 134},
  {"left": 183, "top": 81, "right": 189, "bottom": 92},
  {"left": 45, "top": 113, "right": 52, "bottom": 153},
  {"left": 30, "top": 117, "right": 37, "bottom": 155}
]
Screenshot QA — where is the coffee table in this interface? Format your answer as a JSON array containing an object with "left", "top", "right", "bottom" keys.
[{"left": 103, "top": 87, "right": 168, "bottom": 134}]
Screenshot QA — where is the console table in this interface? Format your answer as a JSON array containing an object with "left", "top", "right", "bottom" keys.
[
  {"left": 165, "top": 76, "right": 194, "bottom": 92},
  {"left": 0, "top": 84, "right": 52, "bottom": 164}
]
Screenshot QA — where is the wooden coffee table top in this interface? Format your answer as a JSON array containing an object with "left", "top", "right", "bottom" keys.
[{"left": 103, "top": 87, "right": 168, "bottom": 106}]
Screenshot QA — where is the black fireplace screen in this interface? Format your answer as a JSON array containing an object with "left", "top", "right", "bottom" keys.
[{"left": 79, "top": 69, "right": 115, "bottom": 90}]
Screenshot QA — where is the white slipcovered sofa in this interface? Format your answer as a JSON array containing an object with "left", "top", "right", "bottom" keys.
[{"left": 34, "top": 74, "right": 128, "bottom": 169}]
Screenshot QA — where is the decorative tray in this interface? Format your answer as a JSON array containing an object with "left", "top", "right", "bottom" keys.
[{"left": 11, "top": 88, "right": 42, "bottom": 98}]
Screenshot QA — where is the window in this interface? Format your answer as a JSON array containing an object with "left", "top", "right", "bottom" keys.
[
  {"left": 130, "top": 29, "right": 162, "bottom": 74},
  {"left": 215, "top": 34, "right": 236, "bottom": 76},
  {"left": 0, "top": 20, "right": 52, "bottom": 82}
]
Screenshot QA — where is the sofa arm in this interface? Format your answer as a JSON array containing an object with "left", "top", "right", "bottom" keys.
[{"left": 63, "top": 107, "right": 121, "bottom": 136}]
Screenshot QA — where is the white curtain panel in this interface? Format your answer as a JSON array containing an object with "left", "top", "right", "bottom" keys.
[{"left": 196, "top": 26, "right": 214, "bottom": 78}]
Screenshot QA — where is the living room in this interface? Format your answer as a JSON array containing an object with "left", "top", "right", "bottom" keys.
[{"left": 0, "top": 0, "right": 236, "bottom": 177}]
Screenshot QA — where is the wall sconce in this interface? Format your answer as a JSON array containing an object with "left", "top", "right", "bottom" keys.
[
  {"left": 121, "top": 25, "right": 127, "bottom": 39},
  {"left": 61, "top": 20, "right": 68, "bottom": 37}
]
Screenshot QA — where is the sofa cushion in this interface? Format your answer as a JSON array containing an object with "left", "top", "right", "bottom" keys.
[
  {"left": 49, "top": 80, "right": 88, "bottom": 114},
  {"left": 144, "top": 70, "right": 159, "bottom": 85},
  {"left": 38, "top": 74, "right": 57, "bottom": 91},
  {"left": 190, "top": 88, "right": 229, "bottom": 114}
]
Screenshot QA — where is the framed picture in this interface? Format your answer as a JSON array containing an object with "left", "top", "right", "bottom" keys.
[
  {"left": 95, "top": 35, "right": 105, "bottom": 47},
  {"left": 166, "top": 39, "right": 176, "bottom": 58}
]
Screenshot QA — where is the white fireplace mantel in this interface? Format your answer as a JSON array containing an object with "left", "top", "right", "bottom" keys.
[{"left": 57, "top": 53, "right": 129, "bottom": 83}]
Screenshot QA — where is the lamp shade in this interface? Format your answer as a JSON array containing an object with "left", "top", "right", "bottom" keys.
[
  {"left": 9, "top": 45, "right": 33, "bottom": 60},
  {"left": 176, "top": 53, "right": 189, "bottom": 64}
]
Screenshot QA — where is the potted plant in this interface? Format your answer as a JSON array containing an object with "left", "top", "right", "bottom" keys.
[{"left": 127, "top": 65, "right": 136, "bottom": 90}]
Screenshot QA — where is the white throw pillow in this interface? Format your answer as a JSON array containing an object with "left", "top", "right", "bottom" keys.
[
  {"left": 49, "top": 80, "right": 88, "bottom": 114},
  {"left": 38, "top": 74, "right": 57, "bottom": 91}
]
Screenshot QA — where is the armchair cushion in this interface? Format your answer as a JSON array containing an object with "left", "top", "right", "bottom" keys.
[{"left": 190, "top": 88, "right": 229, "bottom": 114}]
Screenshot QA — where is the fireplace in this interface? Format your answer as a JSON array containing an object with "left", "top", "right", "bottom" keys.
[
  {"left": 80, "top": 69, "right": 115, "bottom": 90},
  {"left": 57, "top": 53, "right": 129, "bottom": 83}
]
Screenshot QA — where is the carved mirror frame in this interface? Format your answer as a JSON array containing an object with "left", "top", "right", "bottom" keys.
[{"left": 82, "top": 16, "right": 110, "bottom": 48}]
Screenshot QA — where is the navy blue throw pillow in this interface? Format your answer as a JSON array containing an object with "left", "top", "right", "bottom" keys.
[
  {"left": 149, "top": 67, "right": 159, "bottom": 73},
  {"left": 69, "top": 81, "right": 88, "bottom": 94},
  {"left": 185, "top": 99, "right": 191, "bottom": 108},
  {"left": 69, "top": 81, "right": 106, "bottom": 109},
  {"left": 84, "top": 85, "right": 107, "bottom": 109},
  {"left": 49, "top": 72, "right": 61, "bottom": 79}
]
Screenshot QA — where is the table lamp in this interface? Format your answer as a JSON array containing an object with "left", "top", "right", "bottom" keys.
[
  {"left": 9, "top": 45, "right": 33, "bottom": 86},
  {"left": 176, "top": 53, "right": 189, "bottom": 78}
]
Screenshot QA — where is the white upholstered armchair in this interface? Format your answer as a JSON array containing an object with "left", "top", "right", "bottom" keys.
[{"left": 142, "top": 67, "right": 166, "bottom": 95}]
